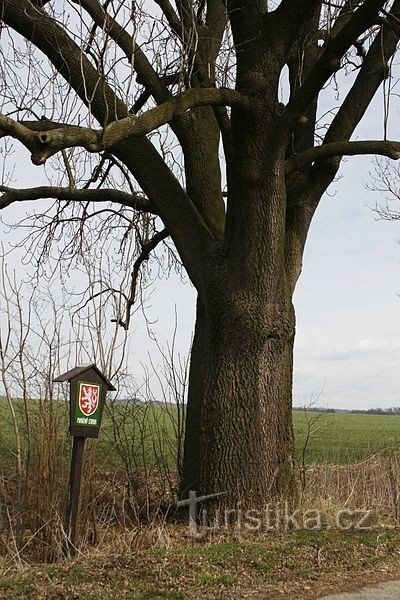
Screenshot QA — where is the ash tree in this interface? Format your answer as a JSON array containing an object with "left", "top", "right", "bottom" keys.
[{"left": 1, "top": 0, "right": 400, "bottom": 508}]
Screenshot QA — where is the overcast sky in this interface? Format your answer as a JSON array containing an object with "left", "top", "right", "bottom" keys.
[{"left": 293, "top": 157, "right": 400, "bottom": 410}]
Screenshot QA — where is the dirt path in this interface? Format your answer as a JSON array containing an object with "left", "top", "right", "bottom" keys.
[{"left": 319, "top": 580, "right": 400, "bottom": 599}]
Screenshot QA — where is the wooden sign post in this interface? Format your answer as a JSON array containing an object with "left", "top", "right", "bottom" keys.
[{"left": 54, "top": 365, "right": 116, "bottom": 556}]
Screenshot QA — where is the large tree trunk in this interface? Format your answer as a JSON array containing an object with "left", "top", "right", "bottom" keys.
[{"left": 181, "top": 259, "right": 296, "bottom": 509}]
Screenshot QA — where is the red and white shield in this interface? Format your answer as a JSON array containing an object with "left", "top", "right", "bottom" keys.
[{"left": 79, "top": 383, "right": 100, "bottom": 416}]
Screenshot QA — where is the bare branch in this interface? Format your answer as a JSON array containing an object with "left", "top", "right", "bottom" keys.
[
  {"left": 0, "top": 115, "right": 100, "bottom": 164},
  {"left": 0, "top": 186, "right": 155, "bottom": 214},
  {"left": 0, "top": 115, "right": 37, "bottom": 148},
  {"left": 325, "top": 0, "right": 400, "bottom": 143},
  {"left": 0, "top": 89, "right": 247, "bottom": 164},
  {"left": 75, "top": 0, "right": 173, "bottom": 108},
  {"left": 285, "top": 140, "right": 400, "bottom": 174},
  {"left": 103, "top": 88, "right": 248, "bottom": 146},
  {"left": 117, "top": 228, "right": 169, "bottom": 330},
  {"left": 285, "top": 0, "right": 387, "bottom": 121},
  {"left": 153, "top": 0, "right": 182, "bottom": 38}
]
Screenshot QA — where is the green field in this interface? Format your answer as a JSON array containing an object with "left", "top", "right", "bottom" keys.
[
  {"left": 292, "top": 410, "right": 400, "bottom": 463},
  {"left": 1, "top": 398, "right": 400, "bottom": 471}
]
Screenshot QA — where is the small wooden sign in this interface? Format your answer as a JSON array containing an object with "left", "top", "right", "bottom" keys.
[
  {"left": 54, "top": 364, "right": 115, "bottom": 438},
  {"left": 53, "top": 364, "right": 116, "bottom": 555}
]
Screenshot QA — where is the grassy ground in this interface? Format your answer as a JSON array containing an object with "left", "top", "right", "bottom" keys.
[{"left": 1, "top": 528, "right": 400, "bottom": 599}]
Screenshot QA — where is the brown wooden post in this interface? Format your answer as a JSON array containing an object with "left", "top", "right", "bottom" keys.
[{"left": 64, "top": 436, "right": 85, "bottom": 557}]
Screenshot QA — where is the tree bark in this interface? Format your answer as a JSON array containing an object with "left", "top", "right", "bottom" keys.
[
  {"left": 181, "top": 297, "right": 211, "bottom": 495},
  {"left": 182, "top": 245, "right": 296, "bottom": 509}
]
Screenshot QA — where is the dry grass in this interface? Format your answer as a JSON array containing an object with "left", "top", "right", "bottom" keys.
[
  {"left": 2, "top": 443, "right": 400, "bottom": 597},
  {"left": 1, "top": 524, "right": 400, "bottom": 599},
  {"left": 1, "top": 450, "right": 400, "bottom": 558},
  {"left": 299, "top": 450, "right": 400, "bottom": 521}
]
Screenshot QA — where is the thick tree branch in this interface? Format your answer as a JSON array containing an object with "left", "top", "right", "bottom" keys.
[
  {"left": 205, "top": 1, "right": 228, "bottom": 67},
  {"left": 274, "top": 0, "right": 323, "bottom": 35},
  {"left": 0, "top": 89, "right": 247, "bottom": 164},
  {"left": 22, "top": 9, "right": 225, "bottom": 241},
  {"left": 74, "top": 0, "right": 173, "bottom": 108},
  {"left": 285, "top": 140, "right": 400, "bottom": 174},
  {"left": 284, "top": 1, "right": 400, "bottom": 295},
  {"left": 176, "top": 0, "right": 196, "bottom": 28},
  {"left": 154, "top": 1, "right": 230, "bottom": 242},
  {"left": 0, "top": 115, "right": 37, "bottom": 148},
  {"left": 286, "top": 4, "right": 322, "bottom": 157},
  {"left": 229, "top": 1, "right": 323, "bottom": 102},
  {"left": 328, "top": 1, "right": 364, "bottom": 37},
  {"left": 133, "top": 74, "right": 178, "bottom": 113},
  {"left": 325, "top": 0, "right": 400, "bottom": 143},
  {"left": 103, "top": 88, "right": 247, "bottom": 146},
  {"left": 75, "top": 0, "right": 227, "bottom": 223},
  {"left": 0, "top": 115, "right": 100, "bottom": 165},
  {"left": 285, "top": 0, "right": 387, "bottom": 121},
  {"left": 154, "top": 0, "right": 183, "bottom": 38},
  {"left": 0, "top": 186, "right": 155, "bottom": 213}
]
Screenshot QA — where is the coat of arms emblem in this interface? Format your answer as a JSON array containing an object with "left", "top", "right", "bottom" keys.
[{"left": 78, "top": 383, "right": 100, "bottom": 416}]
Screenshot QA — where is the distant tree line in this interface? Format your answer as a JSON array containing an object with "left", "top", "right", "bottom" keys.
[{"left": 293, "top": 407, "right": 400, "bottom": 415}]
